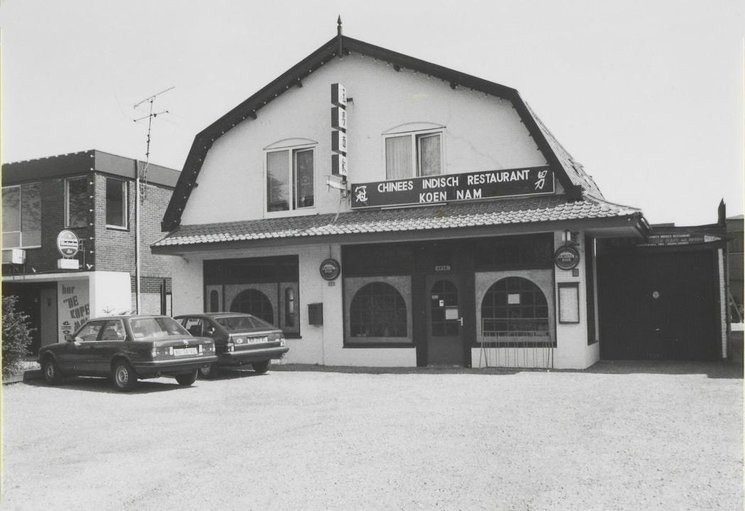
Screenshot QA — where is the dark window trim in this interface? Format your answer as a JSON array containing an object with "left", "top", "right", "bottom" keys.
[
  {"left": 473, "top": 274, "right": 555, "bottom": 348},
  {"left": 105, "top": 177, "right": 129, "bottom": 230},
  {"left": 557, "top": 282, "right": 580, "bottom": 324}
]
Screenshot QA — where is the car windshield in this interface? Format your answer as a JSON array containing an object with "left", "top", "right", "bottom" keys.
[
  {"left": 215, "top": 315, "right": 275, "bottom": 332},
  {"left": 130, "top": 317, "right": 190, "bottom": 339}
]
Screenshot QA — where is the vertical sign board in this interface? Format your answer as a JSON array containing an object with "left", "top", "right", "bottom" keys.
[
  {"left": 58, "top": 279, "right": 90, "bottom": 342},
  {"left": 331, "top": 83, "right": 348, "bottom": 177}
]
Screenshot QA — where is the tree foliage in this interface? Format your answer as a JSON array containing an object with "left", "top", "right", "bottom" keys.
[{"left": 2, "top": 295, "right": 34, "bottom": 377}]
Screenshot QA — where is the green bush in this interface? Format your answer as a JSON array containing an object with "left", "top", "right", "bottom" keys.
[{"left": 2, "top": 295, "right": 34, "bottom": 377}]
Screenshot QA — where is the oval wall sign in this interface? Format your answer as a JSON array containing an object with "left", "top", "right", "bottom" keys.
[
  {"left": 554, "top": 245, "right": 580, "bottom": 270},
  {"left": 319, "top": 258, "right": 341, "bottom": 281},
  {"left": 57, "top": 230, "right": 80, "bottom": 258}
]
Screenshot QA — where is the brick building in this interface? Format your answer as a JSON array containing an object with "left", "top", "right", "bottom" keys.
[{"left": 2, "top": 150, "right": 179, "bottom": 353}]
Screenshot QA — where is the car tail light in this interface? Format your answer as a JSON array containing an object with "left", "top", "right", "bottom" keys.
[
  {"left": 227, "top": 343, "right": 235, "bottom": 352},
  {"left": 280, "top": 337, "right": 286, "bottom": 347}
]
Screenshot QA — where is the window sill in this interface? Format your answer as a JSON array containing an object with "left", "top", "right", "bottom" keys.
[
  {"left": 264, "top": 208, "right": 317, "bottom": 219},
  {"left": 106, "top": 225, "right": 129, "bottom": 231},
  {"left": 344, "top": 342, "right": 415, "bottom": 349},
  {"left": 473, "top": 342, "right": 557, "bottom": 349},
  {"left": 2, "top": 245, "right": 41, "bottom": 250}
]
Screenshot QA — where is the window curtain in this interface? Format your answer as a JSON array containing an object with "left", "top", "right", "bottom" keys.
[
  {"left": 67, "top": 178, "right": 88, "bottom": 228},
  {"left": 2, "top": 187, "right": 20, "bottom": 248},
  {"left": 385, "top": 135, "right": 412, "bottom": 180},
  {"left": 418, "top": 134, "right": 441, "bottom": 176},
  {"left": 267, "top": 150, "right": 289, "bottom": 211},
  {"left": 21, "top": 183, "right": 41, "bottom": 246},
  {"left": 294, "top": 149, "right": 314, "bottom": 208}
]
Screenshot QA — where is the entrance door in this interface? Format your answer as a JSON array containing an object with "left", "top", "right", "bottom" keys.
[
  {"left": 39, "top": 287, "right": 58, "bottom": 347},
  {"left": 425, "top": 275, "right": 464, "bottom": 366},
  {"left": 598, "top": 250, "right": 719, "bottom": 360}
]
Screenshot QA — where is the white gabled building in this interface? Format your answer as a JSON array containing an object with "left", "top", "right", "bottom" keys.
[{"left": 153, "top": 26, "right": 651, "bottom": 369}]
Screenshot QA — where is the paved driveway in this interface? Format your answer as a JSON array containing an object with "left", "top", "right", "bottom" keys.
[{"left": 2, "top": 362, "right": 742, "bottom": 510}]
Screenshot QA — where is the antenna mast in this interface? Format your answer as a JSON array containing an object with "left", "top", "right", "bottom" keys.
[{"left": 132, "top": 86, "right": 174, "bottom": 314}]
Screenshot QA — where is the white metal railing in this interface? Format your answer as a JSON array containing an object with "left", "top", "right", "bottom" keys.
[{"left": 478, "top": 319, "right": 554, "bottom": 369}]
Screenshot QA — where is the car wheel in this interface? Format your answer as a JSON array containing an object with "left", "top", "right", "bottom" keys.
[
  {"left": 252, "top": 360, "right": 270, "bottom": 374},
  {"left": 42, "top": 357, "right": 62, "bottom": 385},
  {"left": 198, "top": 363, "right": 219, "bottom": 379},
  {"left": 112, "top": 360, "right": 137, "bottom": 392},
  {"left": 175, "top": 369, "right": 198, "bottom": 386}
]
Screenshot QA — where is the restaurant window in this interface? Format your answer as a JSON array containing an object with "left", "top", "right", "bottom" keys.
[
  {"left": 385, "top": 130, "right": 442, "bottom": 180},
  {"left": 65, "top": 177, "right": 88, "bottom": 228},
  {"left": 266, "top": 147, "right": 314, "bottom": 212},
  {"left": 230, "top": 289, "right": 274, "bottom": 325},
  {"left": 106, "top": 178, "right": 128, "bottom": 229},
  {"left": 481, "top": 277, "right": 550, "bottom": 344},
  {"left": 204, "top": 256, "right": 300, "bottom": 337},
  {"left": 350, "top": 282, "right": 407, "bottom": 338},
  {"left": 2, "top": 183, "right": 41, "bottom": 249}
]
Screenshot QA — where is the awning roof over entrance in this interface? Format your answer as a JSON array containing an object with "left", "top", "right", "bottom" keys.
[{"left": 152, "top": 196, "right": 647, "bottom": 253}]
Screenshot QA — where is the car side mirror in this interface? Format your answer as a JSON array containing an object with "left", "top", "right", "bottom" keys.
[
  {"left": 64, "top": 334, "right": 74, "bottom": 343},
  {"left": 206, "top": 327, "right": 216, "bottom": 336}
]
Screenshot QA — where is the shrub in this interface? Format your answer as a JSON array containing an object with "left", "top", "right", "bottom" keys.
[{"left": 2, "top": 295, "right": 34, "bottom": 377}]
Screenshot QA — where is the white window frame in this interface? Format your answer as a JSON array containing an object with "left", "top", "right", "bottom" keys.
[
  {"left": 264, "top": 144, "right": 315, "bottom": 215},
  {"left": 384, "top": 128, "right": 444, "bottom": 179},
  {"left": 2, "top": 183, "right": 42, "bottom": 249},
  {"left": 65, "top": 176, "right": 88, "bottom": 228},
  {"left": 105, "top": 177, "right": 128, "bottom": 230}
]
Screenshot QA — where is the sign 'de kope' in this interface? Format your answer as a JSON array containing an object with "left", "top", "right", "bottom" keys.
[{"left": 351, "top": 166, "right": 554, "bottom": 209}]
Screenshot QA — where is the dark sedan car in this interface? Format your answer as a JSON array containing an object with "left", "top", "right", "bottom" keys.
[
  {"left": 175, "top": 313, "right": 289, "bottom": 378},
  {"left": 38, "top": 315, "right": 217, "bottom": 391}
]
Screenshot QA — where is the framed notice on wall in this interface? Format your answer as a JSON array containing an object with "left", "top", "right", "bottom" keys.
[{"left": 558, "top": 283, "right": 580, "bottom": 324}]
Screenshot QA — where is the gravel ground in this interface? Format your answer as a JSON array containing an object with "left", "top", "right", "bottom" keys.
[{"left": 2, "top": 361, "right": 742, "bottom": 510}]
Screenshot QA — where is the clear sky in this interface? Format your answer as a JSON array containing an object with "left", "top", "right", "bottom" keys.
[{"left": 1, "top": 0, "right": 742, "bottom": 225}]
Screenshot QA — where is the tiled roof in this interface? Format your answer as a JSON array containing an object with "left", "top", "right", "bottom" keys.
[
  {"left": 525, "top": 102, "right": 604, "bottom": 199},
  {"left": 154, "top": 196, "right": 641, "bottom": 248}
]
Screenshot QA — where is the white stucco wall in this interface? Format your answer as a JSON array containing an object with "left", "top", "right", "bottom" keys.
[
  {"left": 180, "top": 53, "right": 548, "bottom": 225},
  {"left": 552, "top": 231, "right": 598, "bottom": 369},
  {"left": 168, "top": 244, "right": 416, "bottom": 367},
  {"left": 89, "top": 271, "right": 131, "bottom": 317}
]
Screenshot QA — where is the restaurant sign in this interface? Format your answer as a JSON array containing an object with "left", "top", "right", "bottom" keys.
[{"left": 350, "top": 166, "right": 554, "bottom": 209}]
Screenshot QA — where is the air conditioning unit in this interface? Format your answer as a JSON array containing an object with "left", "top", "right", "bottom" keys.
[{"left": 2, "top": 248, "right": 26, "bottom": 264}]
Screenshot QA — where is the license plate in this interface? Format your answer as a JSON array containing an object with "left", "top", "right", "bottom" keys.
[
  {"left": 249, "top": 336, "right": 268, "bottom": 344},
  {"left": 173, "top": 347, "right": 198, "bottom": 356}
]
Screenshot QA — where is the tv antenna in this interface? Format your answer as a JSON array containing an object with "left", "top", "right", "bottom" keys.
[
  {"left": 132, "top": 85, "right": 173, "bottom": 314},
  {"left": 134, "top": 86, "right": 173, "bottom": 191}
]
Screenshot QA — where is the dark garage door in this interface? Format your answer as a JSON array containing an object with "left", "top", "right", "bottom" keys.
[{"left": 597, "top": 249, "right": 720, "bottom": 360}]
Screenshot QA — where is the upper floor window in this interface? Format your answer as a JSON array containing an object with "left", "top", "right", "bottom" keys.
[
  {"left": 266, "top": 147, "right": 314, "bottom": 212},
  {"left": 65, "top": 177, "right": 88, "bottom": 228},
  {"left": 385, "top": 130, "right": 442, "bottom": 180},
  {"left": 2, "top": 183, "right": 41, "bottom": 249},
  {"left": 106, "top": 178, "right": 128, "bottom": 229}
]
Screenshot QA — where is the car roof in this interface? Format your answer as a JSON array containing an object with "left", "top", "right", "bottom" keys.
[
  {"left": 175, "top": 312, "right": 256, "bottom": 319},
  {"left": 88, "top": 315, "right": 172, "bottom": 321}
]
